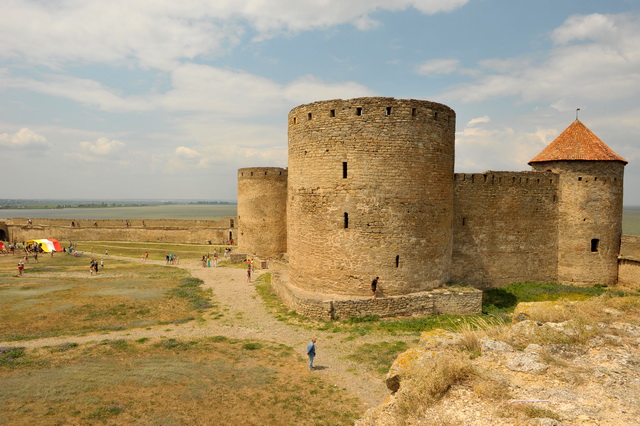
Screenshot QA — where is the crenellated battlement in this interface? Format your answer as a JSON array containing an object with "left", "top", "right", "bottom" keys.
[
  {"left": 238, "top": 167, "right": 287, "bottom": 179},
  {"left": 288, "top": 97, "right": 455, "bottom": 127},
  {"left": 454, "top": 171, "right": 558, "bottom": 186}
]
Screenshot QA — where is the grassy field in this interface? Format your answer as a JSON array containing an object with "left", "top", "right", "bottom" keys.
[
  {"left": 71, "top": 241, "right": 232, "bottom": 263},
  {"left": 0, "top": 252, "right": 211, "bottom": 341},
  {"left": 0, "top": 337, "right": 363, "bottom": 425}
]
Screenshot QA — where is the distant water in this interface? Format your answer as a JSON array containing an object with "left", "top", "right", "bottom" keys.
[
  {"left": 0, "top": 204, "right": 237, "bottom": 220},
  {"left": 1, "top": 204, "right": 639, "bottom": 236},
  {"left": 623, "top": 206, "right": 640, "bottom": 236}
]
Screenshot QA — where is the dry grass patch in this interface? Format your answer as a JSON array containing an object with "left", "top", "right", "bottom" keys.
[
  {"left": 0, "top": 337, "right": 364, "bottom": 425},
  {"left": 0, "top": 254, "right": 209, "bottom": 341},
  {"left": 395, "top": 351, "right": 476, "bottom": 420}
]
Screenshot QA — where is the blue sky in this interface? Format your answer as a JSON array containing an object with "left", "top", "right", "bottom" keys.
[{"left": 2, "top": 0, "right": 640, "bottom": 204}]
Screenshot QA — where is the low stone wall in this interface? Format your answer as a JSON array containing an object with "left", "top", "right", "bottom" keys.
[
  {"left": 618, "top": 257, "right": 640, "bottom": 286},
  {"left": 2, "top": 217, "right": 235, "bottom": 245},
  {"left": 271, "top": 269, "right": 482, "bottom": 320}
]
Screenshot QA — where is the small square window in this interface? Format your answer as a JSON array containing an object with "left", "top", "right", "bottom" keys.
[{"left": 356, "top": 107, "right": 363, "bottom": 116}]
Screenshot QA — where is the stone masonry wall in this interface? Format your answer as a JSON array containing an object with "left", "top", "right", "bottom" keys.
[
  {"left": 621, "top": 235, "right": 640, "bottom": 259},
  {"left": 451, "top": 171, "right": 559, "bottom": 288},
  {"left": 531, "top": 161, "right": 625, "bottom": 285},
  {"left": 3, "top": 217, "right": 235, "bottom": 245},
  {"left": 237, "top": 167, "right": 288, "bottom": 258},
  {"left": 618, "top": 258, "right": 640, "bottom": 286},
  {"left": 271, "top": 270, "right": 481, "bottom": 320},
  {"left": 287, "top": 98, "right": 456, "bottom": 298}
]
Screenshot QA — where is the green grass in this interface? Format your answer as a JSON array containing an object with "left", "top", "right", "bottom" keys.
[
  {"left": 0, "top": 337, "right": 364, "bottom": 425},
  {"left": 72, "top": 241, "right": 231, "bottom": 264},
  {"left": 169, "top": 277, "right": 213, "bottom": 310},
  {"left": 482, "top": 282, "right": 625, "bottom": 315},
  {"left": 346, "top": 341, "right": 409, "bottom": 374}
]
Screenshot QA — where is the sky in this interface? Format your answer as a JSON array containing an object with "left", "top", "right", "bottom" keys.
[{"left": 1, "top": 0, "right": 640, "bottom": 204}]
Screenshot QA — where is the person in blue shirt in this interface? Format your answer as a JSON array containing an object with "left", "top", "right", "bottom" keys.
[{"left": 307, "top": 338, "right": 317, "bottom": 371}]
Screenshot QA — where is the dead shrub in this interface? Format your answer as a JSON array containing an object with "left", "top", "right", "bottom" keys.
[
  {"left": 472, "top": 375, "right": 512, "bottom": 401},
  {"left": 395, "top": 351, "right": 476, "bottom": 420}
]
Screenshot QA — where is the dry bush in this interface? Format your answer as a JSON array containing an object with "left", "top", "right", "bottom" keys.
[
  {"left": 512, "top": 403, "right": 562, "bottom": 421},
  {"left": 538, "top": 348, "right": 569, "bottom": 367},
  {"left": 395, "top": 351, "right": 476, "bottom": 420},
  {"left": 472, "top": 375, "right": 512, "bottom": 401},
  {"left": 521, "top": 295, "right": 640, "bottom": 326}
]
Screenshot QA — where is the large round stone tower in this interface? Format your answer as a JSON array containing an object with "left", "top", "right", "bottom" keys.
[
  {"left": 529, "top": 120, "right": 627, "bottom": 285},
  {"left": 287, "top": 97, "right": 456, "bottom": 297},
  {"left": 237, "top": 167, "right": 288, "bottom": 258}
]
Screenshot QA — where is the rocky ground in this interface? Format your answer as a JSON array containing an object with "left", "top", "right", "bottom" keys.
[{"left": 359, "top": 300, "right": 640, "bottom": 425}]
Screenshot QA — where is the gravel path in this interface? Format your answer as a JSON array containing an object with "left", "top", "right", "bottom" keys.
[{"left": 1, "top": 257, "right": 414, "bottom": 408}]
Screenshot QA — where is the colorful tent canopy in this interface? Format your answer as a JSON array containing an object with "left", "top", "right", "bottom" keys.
[{"left": 27, "top": 239, "right": 63, "bottom": 252}]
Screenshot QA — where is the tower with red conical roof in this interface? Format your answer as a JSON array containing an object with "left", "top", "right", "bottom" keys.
[{"left": 529, "top": 120, "right": 627, "bottom": 285}]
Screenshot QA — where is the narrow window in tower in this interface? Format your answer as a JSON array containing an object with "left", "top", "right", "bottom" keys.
[
  {"left": 250, "top": 172, "right": 253, "bottom": 176},
  {"left": 230, "top": 219, "right": 235, "bottom": 228},
  {"left": 330, "top": 109, "right": 335, "bottom": 117},
  {"left": 343, "top": 162, "right": 348, "bottom": 179},
  {"left": 308, "top": 113, "right": 312, "bottom": 120},
  {"left": 462, "top": 218, "right": 467, "bottom": 226},
  {"left": 386, "top": 107, "right": 392, "bottom": 115},
  {"left": 395, "top": 255, "right": 400, "bottom": 268},
  {"left": 356, "top": 107, "right": 363, "bottom": 116},
  {"left": 344, "top": 212, "right": 349, "bottom": 229},
  {"left": 264, "top": 171, "right": 267, "bottom": 175},
  {"left": 412, "top": 108, "right": 417, "bottom": 116},
  {"left": 591, "top": 239, "right": 600, "bottom": 253},
  {"left": 434, "top": 112, "right": 438, "bottom": 120},
  {"left": 293, "top": 117, "right": 297, "bottom": 124},
  {"left": 578, "top": 177, "right": 582, "bottom": 181}
]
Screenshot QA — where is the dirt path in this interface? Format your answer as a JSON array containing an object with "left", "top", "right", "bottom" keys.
[{"left": 1, "top": 257, "right": 410, "bottom": 408}]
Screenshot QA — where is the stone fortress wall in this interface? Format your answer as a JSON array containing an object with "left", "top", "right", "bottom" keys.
[
  {"left": 1, "top": 217, "right": 235, "bottom": 245},
  {"left": 530, "top": 161, "right": 625, "bottom": 285},
  {"left": 237, "top": 167, "right": 288, "bottom": 259},
  {"left": 237, "top": 96, "right": 633, "bottom": 319},
  {"left": 287, "top": 98, "right": 456, "bottom": 297},
  {"left": 451, "top": 171, "right": 560, "bottom": 288}
]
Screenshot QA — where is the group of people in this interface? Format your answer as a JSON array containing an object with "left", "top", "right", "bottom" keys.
[
  {"left": 89, "top": 258, "right": 102, "bottom": 275},
  {"left": 165, "top": 253, "right": 179, "bottom": 265},
  {"left": 201, "top": 250, "right": 219, "bottom": 268}
]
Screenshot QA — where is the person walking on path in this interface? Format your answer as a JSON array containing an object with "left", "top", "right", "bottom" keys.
[
  {"left": 17, "top": 261, "right": 24, "bottom": 276},
  {"left": 105, "top": 249, "right": 109, "bottom": 257},
  {"left": 307, "top": 338, "right": 317, "bottom": 370},
  {"left": 371, "top": 276, "right": 379, "bottom": 299},
  {"left": 247, "top": 262, "right": 252, "bottom": 282}
]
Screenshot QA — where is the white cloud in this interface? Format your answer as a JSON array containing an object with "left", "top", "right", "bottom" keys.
[
  {"left": 441, "top": 13, "right": 640, "bottom": 106},
  {"left": 3, "top": 64, "right": 374, "bottom": 117},
  {"left": 456, "top": 122, "right": 558, "bottom": 172},
  {"left": 79, "top": 137, "right": 126, "bottom": 157},
  {"left": 175, "top": 146, "right": 200, "bottom": 159},
  {"left": 467, "top": 115, "right": 490, "bottom": 126},
  {"left": 0, "top": 0, "right": 469, "bottom": 70},
  {"left": 416, "top": 58, "right": 460, "bottom": 75},
  {"left": 0, "top": 128, "right": 49, "bottom": 148},
  {"left": 551, "top": 13, "right": 618, "bottom": 45}
]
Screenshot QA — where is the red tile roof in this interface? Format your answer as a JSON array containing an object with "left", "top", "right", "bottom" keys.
[{"left": 529, "top": 120, "right": 627, "bottom": 165}]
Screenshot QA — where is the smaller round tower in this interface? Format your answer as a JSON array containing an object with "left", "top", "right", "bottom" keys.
[
  {"left": 237, "top": 167, "right": 288, "bottom": 258},
  {"left": 529, "top": 120, "right": 627, "bottom": 285}
]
